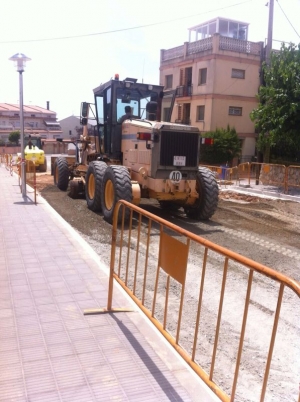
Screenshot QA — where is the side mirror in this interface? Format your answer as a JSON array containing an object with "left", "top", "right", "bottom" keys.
[{"left": 81, "top": 102, "right": 89, "bottom": 118}]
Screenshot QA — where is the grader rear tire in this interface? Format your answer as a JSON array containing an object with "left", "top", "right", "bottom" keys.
[
  {"left": 184, "top": 167, "right": 219, "bottom": 220},
  {"left": 85, "top": 161, "right": 107, "bottom": 211},
  {"left": 54, "top": 157, "right": 69, "bottom": 191},
  {"left": 101, "top": 165, "right": 132, "bottom": 224}
]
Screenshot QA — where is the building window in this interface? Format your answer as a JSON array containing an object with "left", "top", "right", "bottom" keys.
[
  {"left": 232, "top": 69, "right": 245, "bottom": 79},
  {"left": 197, "top": 105, "right": 205, "bottom": 121},
  {"left": 165, "top": 75, "right": 173, "bottom": 89},
  {"left": 163, "top": 107, "right": 170, "bottom": 121},
  {"left": 198, "top": 68, "right": 207, "bottom": 85},
  {"left": 229, "top": 106, "right": 242, "bottom": 116}
]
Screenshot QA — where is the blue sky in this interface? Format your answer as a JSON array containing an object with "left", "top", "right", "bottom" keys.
[{"left": 1, "top": 0, "right": 299, "bottom": 120}]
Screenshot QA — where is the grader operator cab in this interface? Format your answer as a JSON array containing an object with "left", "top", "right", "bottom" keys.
[{"left": 53, "top": 75, "right": 218, "bottom": 223}]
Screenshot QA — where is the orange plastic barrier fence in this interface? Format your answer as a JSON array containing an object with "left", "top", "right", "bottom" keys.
[
  {"left": 1, "top": 154, "right": 37, "bottom": 203},
  {"left": 202, "top": 162, "right": 300, "bottom": 195},
  {"left": 85, "top": 200, "right": 300, "bottom": 402},
  {"left": 26, "top": 160, "right": 37, "bottom": 204}
]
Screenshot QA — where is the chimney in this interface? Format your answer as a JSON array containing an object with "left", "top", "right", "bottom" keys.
[{"left": 46, "top": 101, "right": 50, "bottom": 110}]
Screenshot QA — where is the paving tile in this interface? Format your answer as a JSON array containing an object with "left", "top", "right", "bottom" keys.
[
  {"left": 51, "top": 355, "right": 81, "bottom": 373},
  {"left": 44, "top": 331, "right": 71, "bottom": 345},
  {"left": 67, "top": 328, "right": 94, "bottom": 341},
  {"left": 23, "top": 359, "right": 53, "bottom": 376},
  {"left": 0, "top": 350, "right": 20, "bottom": 366},
  {"left": 83, "top": 365, "right": 116, "bottom": 385},
  {"left": 60, "top": 385, "right": 96, "bottom": 402},
  {"left": 21, "top": 346, "right": 48, "bottom": 362},
  {"left": 72, "top": 339, "right": 100, "bottom": 354},
  {"left": 0, "top": 308, "right": 13, "bottom": 319},
  {"left": 55, "top": 369, "right": 87, "bottom": 389},
  {"left": 14, "top": 305, "right": 38, "bottom": 316},
  {"left": 64, "top": 319, "right": 89, "bottom": 331},
  {"left": 0, "top": 379, "right": 26, "bottom": 401},
  {"left": 19, "top": 334, "right": 45, "bottom": 349},
  {"left": 0, "top": 362, "right": 23, "bottom": 381},
  {"left": 77, "top": 352, "right": 106, "bottom": 368},
  {"left": 25, "top": 390, "right": 61, "bottom": 402},
  {"left": 54, "top": 294, "right": 75, "bottom": 303},
  {"left": 25, "top": 373, "right": 57, "bottom": 396},
  {"left": 0, "top": 337, "right": 18, "bottom": 352},
  {"left": 38, "top": 312, "right": 62, "bottom": 323},
  {"left": 34, "top": 296, "right": 54, "bottom": 305},
  {"left": 47, "top": 343, "right": 75, "bottom": 358},
  {"left": 0, "top": 325, "right": 16, "bottom": 339}
]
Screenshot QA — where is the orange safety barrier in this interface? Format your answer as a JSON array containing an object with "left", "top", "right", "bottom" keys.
[
  {"left": 200, "top": 164, "right": 238, "bottom": 188},
  {"left": 26, "top": 160, "right": 37, "bottom": 204},
  {"left": 286, "top": 165, "right": 300, "bottom": 193},
  {"left": 2, "top": 153, "right": 14, "bottom": 175},
  {"left": 249, "top": 163, "right": 286, "bottom": 190},
  {"left": 85, "top": 200, "right": 300, "bottom": 402}
]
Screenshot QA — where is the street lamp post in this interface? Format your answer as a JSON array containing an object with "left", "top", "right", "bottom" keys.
[{"left": 9, "top": 53, "right": 31, "bottom": 197}]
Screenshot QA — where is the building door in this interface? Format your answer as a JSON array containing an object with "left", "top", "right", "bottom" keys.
[
  {"left": 182, "top": 103, "right": 191, "bottom": 125},
  {"left": 185, "top": 67, "right": 192, "bottom": 96}
]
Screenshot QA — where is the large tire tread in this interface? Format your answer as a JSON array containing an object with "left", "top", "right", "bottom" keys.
[
  {"left": 54, "top": 157, "right": 69, "bottom": 191},
  {"left": 85, "top": 161, "right": 107, "bottom": 211},
  {"left": 184, "top": 167, "right": 219, "bottom": 220},
  {"left": 101, "top": 165, "right": 132, "bottom": 224}
]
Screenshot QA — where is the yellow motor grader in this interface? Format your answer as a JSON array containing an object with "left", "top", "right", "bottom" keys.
[{"left": 53, "top": 75, "right": 218, "bottom": 223}]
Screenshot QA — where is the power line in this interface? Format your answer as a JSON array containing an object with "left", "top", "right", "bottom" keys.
[
  {"left": 0, "top": 0, "right": 254, "bottom": 44},
  {"left": 276, "top": 0, "right": 300, "bottom": 38}
]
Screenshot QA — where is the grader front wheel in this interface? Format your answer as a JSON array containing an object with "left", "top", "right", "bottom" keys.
[
  {"left": 184, "top": 167, "right": 219, "bottom": 220},
  {"left": 101, "top": 165, "right": 132, "bottom": 224}
]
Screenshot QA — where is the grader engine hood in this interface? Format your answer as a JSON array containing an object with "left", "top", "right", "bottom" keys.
[{"left": 122, "top": 120, "right": 200, "bottom": 180}]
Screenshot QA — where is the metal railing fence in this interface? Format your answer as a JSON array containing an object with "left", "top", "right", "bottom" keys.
[{"left": 85, "top": 200, "right": 300, "bottom": 402}]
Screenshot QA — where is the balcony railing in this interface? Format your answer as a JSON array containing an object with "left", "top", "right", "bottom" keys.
[
  {"left": 176, "top": 85, "right": 193, "bottom": 97},
  {"left": 161, "top": 35, "right": 263, "bottom": 62},
  {"left": 175, "top": 118, "right": 191, "bottom": 125}
]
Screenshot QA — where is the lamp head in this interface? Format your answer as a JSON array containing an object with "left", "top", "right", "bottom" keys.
[{"left": 9, "top": 53, "right": 31, "bottom": 72}]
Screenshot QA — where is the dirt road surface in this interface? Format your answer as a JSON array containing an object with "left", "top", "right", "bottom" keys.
[{"left": 35, "top": 173, "right": 300, "bottom": 402}]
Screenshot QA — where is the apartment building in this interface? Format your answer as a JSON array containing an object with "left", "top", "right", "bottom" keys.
[
  {"left": 59, "top": 115, "right": 96, "bottom": 139},
  {"left": 160, "top": 17, "right": 264, "bottom": 162},
  {"left": 0, "top": 102, "right": 62, "bottom": 143}
]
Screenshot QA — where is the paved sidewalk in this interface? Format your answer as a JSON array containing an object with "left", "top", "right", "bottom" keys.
[{"left": 0, "top": 166, "right": 218, "bottom": 402}]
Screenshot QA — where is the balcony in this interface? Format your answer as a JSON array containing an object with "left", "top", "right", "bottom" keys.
[
  {"left": 176, "top": 85, "right": 193, "bottom": 97},
  {"left": 161, "top": 34, "right": 263, "bottom": 64},
  {"left": 175, "top": 118, "right": 191, "bottom": 125}
]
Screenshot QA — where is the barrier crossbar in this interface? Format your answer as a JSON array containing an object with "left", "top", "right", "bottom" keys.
[{"left": 85, "top": 200, "right": 300, "bottom": 402}]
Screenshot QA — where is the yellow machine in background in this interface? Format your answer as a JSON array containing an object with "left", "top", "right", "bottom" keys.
[{"left": 18, "top": 134, "right": 47, "bottom": 172}]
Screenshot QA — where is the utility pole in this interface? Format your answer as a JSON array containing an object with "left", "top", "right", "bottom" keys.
[{"left": 266, "top": 0, "right": 274, "bottom": 65}]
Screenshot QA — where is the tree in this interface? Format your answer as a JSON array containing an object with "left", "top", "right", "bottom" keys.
[
  {"left": 250, "top": 43, "right": 300, "bottom": 154},
  {"left": 8, "top": 130, "right": 20, "bottom": 145},
  {"left": 200, "top": 125, "right": 241, "bottom": 165}
]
